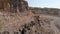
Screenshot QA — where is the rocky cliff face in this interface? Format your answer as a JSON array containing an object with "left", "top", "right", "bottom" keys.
[
  {"left": 0, "top": 0, "right": 60, "bottom": 34},
  {"left": 0, "top": 0, "right": 28, "bottom": 13}
]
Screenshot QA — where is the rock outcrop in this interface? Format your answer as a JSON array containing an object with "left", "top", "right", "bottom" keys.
[
  {"left": 9, "top": 0, "right": 28, "bottom": 13},
  {"left": 0, "top": 0, "right": 8, "bottom": 9},
  {"left": 0, "top": 0, "right": 28, "bottom": 13},
  {"left": 0, "top": 0, "right": 60, "bottom": 34}
]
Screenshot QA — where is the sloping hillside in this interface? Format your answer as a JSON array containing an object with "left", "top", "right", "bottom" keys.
[
  {"left": 30, "top": 7, "right": 60, "bottom": 16},
  {"left": 0, "top": 0, "right": 60, "bottom": 34}
]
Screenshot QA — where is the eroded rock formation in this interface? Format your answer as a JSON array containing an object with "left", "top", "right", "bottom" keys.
[
  {"left": 9, "top": 0, "right": 28, "bottom": 13},
  {"left": 0, "top": 0, "right": 8, "bottom": 9},
  {"left": 0, "top": 0, "right": 60, "bottom": 34},
  {"left": 0, "top": 0, "right": 28, "bottom": 13}
]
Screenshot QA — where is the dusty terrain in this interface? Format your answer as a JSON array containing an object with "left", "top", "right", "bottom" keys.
[
  {"left": 0, "top": 10, "right": 60, "bottom": 34},
  {"left": 0, "top": 0, "right": 60, "bottom": 34}
]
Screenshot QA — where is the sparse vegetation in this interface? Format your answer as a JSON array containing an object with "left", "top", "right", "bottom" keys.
[
  {"left": 0, "top": 23, "right": 3, "bottom": 30},
  {"left": 30, "top": 7, "right": 60, "bottom": 16}
]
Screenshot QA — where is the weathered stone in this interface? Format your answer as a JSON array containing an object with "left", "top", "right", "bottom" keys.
[
  {"left": 2, "top": 31, "right": 9, "bottom": 34},
  {"left": 14, "top": 32, "right": 19, "bottom": 34},
  {"left": 17, "top": 0, "right": 28, "bottom": 12},
  {"left": 0, "top": 0, "right": 28, "bottom": 13},
  {"left": 0, "top": 0, "right": 8, "bottom": 9},
  {"left": 0, "top": 32, "right": 1, "bottom": 34}
]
